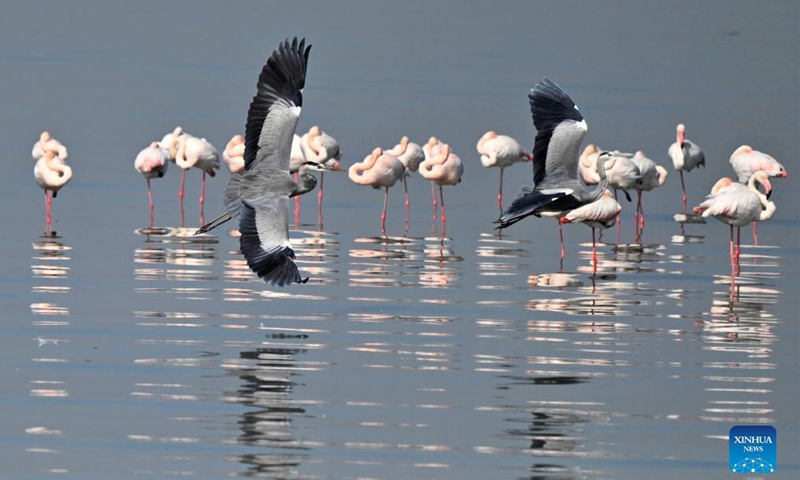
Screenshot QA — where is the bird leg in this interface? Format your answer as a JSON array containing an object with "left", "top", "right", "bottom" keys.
[
  {"left": 293, "top": 172, "right": 300, "bottom": 225},
  {"left": 614, "top": 189, "right": 621, "bottom": 245},
  {"left": 591, "top": 227, "right": 598, "bottom": 274},
  {"left": 403, "top": 176, "right": 410, "bottom": 236},
  {"left": 679, "top": 171, "right": 687, "bottom": 212},
  {"left": 317, "top": 172, "right": 325, "bottom": 227},
  {"left": 199, "top": 171, "right": 207, "bottom": 226},
  {"left": 381, "top": 186, "right": 389, "bottom": 236},
  {"left": 147, "top": 178, "right": 154, "bottom": 228},
  {"left": 179, "top": 169, "right": 186, "bottom": 228},
  {"left": 498, "top": 168, "right": 504, "bottom": 212},
  {"left": 44, "top": 191, "right": 52, "bottom": 232},
  {"left": 752, "top": 220, "right": 758, "bottom": 246},
  {"left": 558, "top": 220, "right": 566, "bottom": 259},
  {"left": 439, "top": 185, "right": 447, "bottom": 238}
]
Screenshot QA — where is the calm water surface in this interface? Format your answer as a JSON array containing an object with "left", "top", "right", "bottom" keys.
[{"left": 1, "top": 1, "right": 798, "bottom": 479}]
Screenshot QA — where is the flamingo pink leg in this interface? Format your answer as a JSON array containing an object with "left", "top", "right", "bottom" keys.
[
  {"left": 679, "top": 170, "right": 687, "bottom": 211},
  {"left": 439, "top": 185, "right": 447, "bottom": 238},
  {"left": 591, "top": 227, "right": 598, "bottom": 274},
  {"left": 199, "top": 171, "right": 207, "bottom": 225},
  {"left": 614, "top": 189, "right": 621, "bottom": 244},
  {"left": 403, "top": 176, "right": 410, "bottom": 235},
  {"left": 498, "top": 168, "right": 504, "bottom": 212},
  {"left": 293, "top": 172, "right": 300, "bottom": 225},
  {"left": 381, "top": 186, "right": 389, "bottom": 236},
  {"left": 431, "top": 181, "right": 438, "bottom": 218},
  {"left": 752, "top": 221, "right": 759, "bottom": 246},
  {"left": 147, "top": 178, "right": 154, "bottom": 228},
  {"left": 45, "top": 191, "right": 52, "bottom": 231},
  {"left": 317, "top": 172, "right": 325, "bottom": 226},
  {"left": 558, "top": 220, "right": 566, "bottom": 259},
  {"left": 179, "top": 169, "right": 186, "bottom": 227}
]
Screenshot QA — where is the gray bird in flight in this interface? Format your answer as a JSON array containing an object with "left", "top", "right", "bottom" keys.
[
  {"left": 496, "top": 78, "right": 613, "bottom": 230},
  {"left": 196, "top": 37, "right": 339, "bottom": 286}
]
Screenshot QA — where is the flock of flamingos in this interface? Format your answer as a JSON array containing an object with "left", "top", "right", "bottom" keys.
[{"left": 30, "top": 38, "right": 787, "bottom": 286}]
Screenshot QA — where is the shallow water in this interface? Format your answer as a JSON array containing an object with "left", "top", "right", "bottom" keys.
[{"left": 2, "top": 1, "right": 799, "bottom": 479}]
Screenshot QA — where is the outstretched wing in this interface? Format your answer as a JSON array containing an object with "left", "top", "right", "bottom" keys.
[
  {"left": 528, "top": 78, "right": 587, "bottom": 188},
  {"left": 239, "top": 198, "right": 308, "bottom": 286},
  {"left": 244, "top": 37, "right": 312, "bottom": 173}
]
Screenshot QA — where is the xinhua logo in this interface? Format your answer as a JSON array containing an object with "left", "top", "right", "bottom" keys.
[{"left": 729, "top": 425, "right": 776, "bottom": 474}]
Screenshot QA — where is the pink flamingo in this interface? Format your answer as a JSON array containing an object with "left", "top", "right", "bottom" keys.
[
  {"left": 560, "top": 190, "right": 621, "bottom": 273},
  {"left": 222, "top": 134, "right": 245, "bottom": 174},
  {"left": 729, "top": 145, "right": 786, "bottom": 244},
  {"left": 134, "top": 142, "right": 169, "bottom": 228},
  {"left": 668, "top": 124, "right": 705, "bottom": 210},
  {"left": 419, "top": 143, "right": 463, "bottom": 236},
  {"left": 603, "top": 151, "right": 640, "bottom": 243},
  {"left": 422, "top": 136, "right": 444, "bottom": 216},
  {"left": 175, "top": 133, "right": 219, "bottom": 226},
  {"left": 386, "top": 136, "right": 425, "bottom": 230},
  {"left": 300, "top": 126, "right": 340, "bottom": 222},
  {"left": 349, "top": 147, "right": 404, "bottom": 235},
  {"left": 32, "top": 131, "right": 68, "bottom": 162},
  {"left": 630, "top": 150, "right": 668, "bottom": 242},
  {"left": 579, "top": 144, "right": 602, "bottom": 185},
  {"left": 476, "top": 131, "right": 532, "bottom": 212},
  {"left": 693, "top": 171, "right": 772, "bottom": 276},
  {"left": 34, "top": 145, "right": 73, "bottom": 232}
]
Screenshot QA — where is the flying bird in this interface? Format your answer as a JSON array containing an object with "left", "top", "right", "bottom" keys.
[
  {"left": 34, "top": 145, "right": 73, "bottom": 231},
  {"left": 195, "top": 37, "right": 317, "bottom": 286},
  {"left": 134, "top": 142, "right": 169, "bottom": 227},
  {"left": 496, "top": 78, "right": 612, "bottom": 231},
  {"left": 348, "top": 147, "right": 405, "bottom": 235},
  {"left": 668, "top": 123, "right": 705, "bottom": 210},
  {"left": 476, "top": 131, "right": 533, "bottom": 211}
]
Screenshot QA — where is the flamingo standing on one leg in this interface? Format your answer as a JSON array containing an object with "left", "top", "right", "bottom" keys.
[
  {"left": 175, "top": 134, "right": 219, "bottom": 226},
  {"left": 476, "top": 131, "right": 533, "bottom": 213},
  {"left": 348, "top": 147, "right": 405, "bottom": 236},
  {"left": 729, "top": 145, "right": 786, "bottom": 245},
  {"left": 422, "top": 136, "right": 444, "bottom": 220},
  {"left": 630, "top": 150, "right": 667, "bottom": 242},
  {"left": 386, "top": 136, "right": 425, "bottom": 233},
  {"left": 34, "top": 146, "right": 73, "bottom": 233},
  {"left": 419, "top": 144, "right": 463, "bottom": 237},
  {"left": 560, "top": 189, "right": 621, "bottom": 275},
  {"left": 300, "top": 126, "right": 340, "bottom": 225},
  {"left": 134, "top": 142, "right": 169, "bottom": 228},
  {"left": 668, "top": 124, "right": 705, "bottom": 211},
  {"left": 32, "top": 131, "right": 68, "bottom": 162},
  {"left": 693, "top": 171, "right": 772, "bottom": 276},
  {"left": 603, "top": 151, "right": 640, "bottom": 244}
]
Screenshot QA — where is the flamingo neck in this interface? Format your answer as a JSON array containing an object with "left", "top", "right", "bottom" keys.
[{"left": 175, "top": 137, "right": 192, "bottom": 169}]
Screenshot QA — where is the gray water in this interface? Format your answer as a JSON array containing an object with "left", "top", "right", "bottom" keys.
[{"left": 1, "top": 1, "right": 798, "bottom": 479}]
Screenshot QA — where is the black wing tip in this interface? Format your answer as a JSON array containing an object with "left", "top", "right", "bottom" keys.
[{"left": 241, "top": 243, "right": 307, "bottom": 287}]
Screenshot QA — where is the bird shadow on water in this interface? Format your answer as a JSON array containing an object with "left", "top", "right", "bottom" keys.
[{"left": 31, "top": 232, "right": 73, "bottom": 318}]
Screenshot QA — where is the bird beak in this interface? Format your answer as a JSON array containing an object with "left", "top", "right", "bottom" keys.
[
  {"left": 327, "top": 166, "right": 346, "bottom": 172},
  {"left": 763, "top": 178, "right": 773, "bottom": 199},
  {"left": 780, "top": 171, "right": 788, "bottom": 178}
]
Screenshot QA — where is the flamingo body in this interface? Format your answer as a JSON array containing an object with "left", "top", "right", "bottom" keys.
[
  {"left": 729, "top": 145, "right": 787, "bottom": 183},
  {"left": 32, "top": 131, "right": 68, "bottom": 162},
  {"left": 349, "top": 148, "right": 404, "bottom": 234},
  {"left": 135, "top": 142, "right": 169, "bottom": 227},
  {"left": 222, "top": 134, "right": 245, "bottom": 174},
  {"left": 387, "top": 136, "right": 425, "bottom": 174},
  {"left": 579, "top": 144, "right": 602, "bottom": 185},
  {"left": 476, "top": 131, "right": 531, "bottom": 169}
]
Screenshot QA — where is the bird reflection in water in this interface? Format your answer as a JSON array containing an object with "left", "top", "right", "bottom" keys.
[
  {"left": 134, "top": 227, "right": 219, "bottom": 287},
  {"left": 671, "top": 212, "right": 705, "bottom": 244},
  {"left": 224, "top": 336, "right": 314, "bottom": 477},
  {"left": 349, "top": 236, "right": 423, "bottom": 288},
  {"left": 420, "top": 237, "right": 463, "bottom": 289},
  {"left": 31, "top": 233, "right": 72, "bottom": 318}
]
